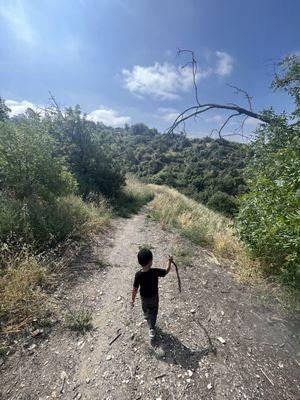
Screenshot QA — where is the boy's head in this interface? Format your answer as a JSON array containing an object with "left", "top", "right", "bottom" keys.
[{"left": 137, "top": 248, "right": 153, "bottom": 268}]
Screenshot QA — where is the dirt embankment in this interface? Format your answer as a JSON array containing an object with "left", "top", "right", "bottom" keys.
[{"left": 1, "top": 209, "right": 300, "bottom": 399}]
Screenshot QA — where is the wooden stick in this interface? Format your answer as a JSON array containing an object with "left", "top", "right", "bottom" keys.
[
  {"left": 109, "top": 332, "right": 122, "bottom": 346},
  {"left": 171, "top": 260, "right": 182, "bottom": 293},
  {"left": 155, "top": 373, "right": 167, "bottom": 380}
]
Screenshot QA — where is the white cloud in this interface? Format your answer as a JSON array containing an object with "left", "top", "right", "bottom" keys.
[
  {"left": 123, "top": 51, "right": 233, "bottom": 100},
  {"left": 5, "top": 99, "right": 37, "bottom": 116},
  {"left": 215, "top": 51, "right": 234, "bottom": 76},
  {"left": 156, "top": 107, "right": 179, "bottom": 123},
  {"left": 87, "top": 107, "right": 131, "bottom": 127},
  {"left": 0, "top": 0, "right": 36, "bottom": 45},
  {"left": 122, "top": 62, "right": 199, "bottom": 100}
]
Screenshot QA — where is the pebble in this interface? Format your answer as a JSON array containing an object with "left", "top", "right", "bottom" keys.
[
  {"left": 207, "top": 383, "right": 213, "bottom": 390},
  {"left": 190, "top": 309, "right": 196, "bottom": 314},
  {"left": 217, "top": 336, "right": 226, "bottom": 344},
  {"left": 106, "top": 355, "right": 112, "bottom": 361},
  {"left": 187, "top": 370, "right": 193, "bottom": 377}
]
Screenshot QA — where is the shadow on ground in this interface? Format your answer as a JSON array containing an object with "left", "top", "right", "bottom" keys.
[{"left": 149, "top": 325, "right": 216, "bottom": 370}]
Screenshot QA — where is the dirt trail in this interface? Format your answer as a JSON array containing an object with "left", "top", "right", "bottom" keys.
[{"left": 1, "top": 208, "right": 300, "bottom": 400}]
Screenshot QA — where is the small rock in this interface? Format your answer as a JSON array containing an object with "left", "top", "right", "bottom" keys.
[
  {"left": 61, "top": 371, "right": 67, "bottom": 380},
  {"left": 187, "top": 370, "right": 193, "bottom": 377},
  {"left": 90, "top": 345, "right": 94, "bottom": 352},
  {"left": 207, "top": 383, "right": 213, "bottom": 390},
  {"left": 190, "top": 309, "right": 196, "bottom": 314},
  {"left": 221, "top": 311, "right": 225, "bottom": 316},
  {"left": 217, "top": 336, "right": 226, "bottom": 344},
  {"left": 106, "top": 355, "right": 112, "bottom": 361},
  {"left": 86, "top": 378, "right": 90, "bottom": 384},
  {"left": 31, "top": 328, "right": 43, "bottom": 337},
  {"left": 279, "top": 362, "right": 284, "bottom": 368}
]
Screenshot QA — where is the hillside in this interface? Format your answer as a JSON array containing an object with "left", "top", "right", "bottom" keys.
[{"left": 96, "top": 123, "right": 249, "bottom": 216}]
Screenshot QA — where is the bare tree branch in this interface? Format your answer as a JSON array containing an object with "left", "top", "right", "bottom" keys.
[
  {"left": 167, "top": 50, "right": 277, "bottom": 138},
  {"left": 210, "top": 112, "right": 241, "bottom": 139}
]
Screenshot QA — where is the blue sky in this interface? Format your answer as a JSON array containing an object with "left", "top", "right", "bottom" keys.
[{"left": 0, "top": 0, "right": 299, "bottom": 139}]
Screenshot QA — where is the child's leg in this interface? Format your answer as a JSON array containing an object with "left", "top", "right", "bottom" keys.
[
  {"left": 141, "top": 300, "right": 149, "bottom": 320},
  {"left": 148, "top": 296, "right": 159, "bottom": 330}
]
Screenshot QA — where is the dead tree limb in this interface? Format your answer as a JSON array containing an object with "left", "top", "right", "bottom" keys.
[{"left": 167, "top": 50, "right": 276, "bottom": 138}]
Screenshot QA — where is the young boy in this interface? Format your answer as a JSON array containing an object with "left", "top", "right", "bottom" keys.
[{"left": 131, "top": 248, "right": 173, "bottom": 340}]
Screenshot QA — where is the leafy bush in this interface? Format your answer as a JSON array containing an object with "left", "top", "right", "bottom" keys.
[
  {"left": 46, "top": 106, "right": 125, "bottom": 198},
  {"left": 0, "top": 121, "right": 76, "bottom": 200},
  {"left": 207, "top": 191, "right": 237, "bottom": 217},
  {"left": 236, "top": 55, "right": 300, "bottom": 287},
  {"left": 236, "top": 121, "right": 300, "bottom": 285}
]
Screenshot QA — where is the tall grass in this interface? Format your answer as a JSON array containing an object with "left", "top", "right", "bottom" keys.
[
  {"left": 148, "top": 185, "right": 255, "bottom": 271},
  {"left": 0, "top": 194, "right": 112, "bottom": 334},
  {"left": 114, "top": 176, "right": 154, "bottom": 217}
]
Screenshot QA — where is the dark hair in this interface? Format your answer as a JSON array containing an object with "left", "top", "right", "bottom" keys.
[{"left": 137, "top": 248, "right": 153, "bottom": 266}]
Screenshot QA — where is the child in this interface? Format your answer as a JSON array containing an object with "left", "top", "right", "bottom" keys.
[{"left": 131, "top": 248, "right": 173, "bottom": 340}]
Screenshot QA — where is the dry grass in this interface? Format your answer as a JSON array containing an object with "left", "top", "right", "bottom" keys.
[
  {"left": 0, "top": 195, "right": 112, "bottom": 335},
  {"left": 148, "top": 184, "right": 261, "bottom": 277},
  {"left": 0, "top": 245, "right": 49, "bottom": 332},
  {"left": 115, "top": 176, "right": 154, "bottom": 217}
]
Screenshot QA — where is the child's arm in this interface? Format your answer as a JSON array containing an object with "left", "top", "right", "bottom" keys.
[
  {"left": 165, "top": 255, "right": 173, "bottom": 275},
  {"left": 131, "top": 287, "right": 138, "bottom": 306}
]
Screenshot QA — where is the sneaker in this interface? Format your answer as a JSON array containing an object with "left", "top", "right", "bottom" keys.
[{"left": 149, "top": 328, "right": 155, "bottom": 340}]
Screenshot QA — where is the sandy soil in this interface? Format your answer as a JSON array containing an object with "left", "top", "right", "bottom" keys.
[{"left": 1, "top": 208, "right": 300, "bottom": 400}]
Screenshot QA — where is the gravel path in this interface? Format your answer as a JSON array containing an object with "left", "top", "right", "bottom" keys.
[{"left": 1, "top": 208, "right": 300, "bottom": 399}]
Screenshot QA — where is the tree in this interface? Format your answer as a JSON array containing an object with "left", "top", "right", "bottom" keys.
[
  {"left": 0, "top": 97, "right": 10, "bottom": 122},
  {"left": 236, "top": 56, "right": 300, "bottom": 286}
]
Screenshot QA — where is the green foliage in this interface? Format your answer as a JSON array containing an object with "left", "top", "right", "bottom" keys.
[
  {"left": 97, "top": 125, "right": 247, "bottom": 216},
  {"left": 0, "top": 121, "right": 76, "bottom": 200},
  {"left": 237, "top": 55, "right": 300, "bottom": 287},
  {"left": 46, "top": 106, "right": 125, "bottom": 198},
  {"left": 0, "top": 98, "right": 10, "bottom": 122},
  {"left": 207, "top": 191, "right": 237, "bottom": 216}
]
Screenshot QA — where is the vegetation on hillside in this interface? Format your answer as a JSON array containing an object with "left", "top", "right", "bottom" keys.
[
  {"left": 0, "top": 55, "right": 299, "bottom": 334},
  {"left": 237, "top": 55, "right": 300, "bottom": 287}
]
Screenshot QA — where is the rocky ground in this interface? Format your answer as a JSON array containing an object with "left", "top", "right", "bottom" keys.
[{"left": 1, "top": 208, "right": 300, "bottom": 400}]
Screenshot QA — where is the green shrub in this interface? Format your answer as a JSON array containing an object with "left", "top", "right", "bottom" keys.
[
  {"left": 0, "top": 121, "right": 76, "bottom": 200},
  {"left": 236, "top": 123, "right": 300, "bottom": 286},
  {"left": 207, "top": 191, "right": 238, "bottom": 217},
  {"left": 64, "top": 308, "right": 93, "bottom": 332}
]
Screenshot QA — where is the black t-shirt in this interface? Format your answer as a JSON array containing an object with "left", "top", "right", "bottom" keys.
[{"left": 133, "top": 268, "right": 167, "bottom": 298}]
